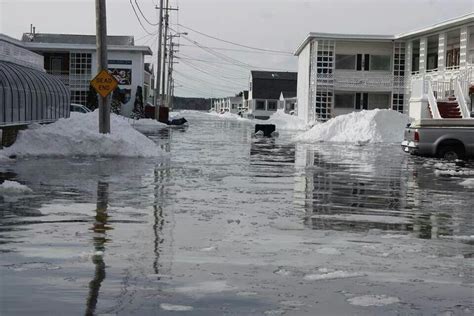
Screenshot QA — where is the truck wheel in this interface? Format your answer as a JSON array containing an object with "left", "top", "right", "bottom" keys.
[{"left": 437, "top": 146, "right": 464, "bottom": 160}]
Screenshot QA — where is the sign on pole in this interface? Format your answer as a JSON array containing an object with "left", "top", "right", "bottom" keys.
[{"left": 90, "top": 69, "right": 119, "bottom": 98}]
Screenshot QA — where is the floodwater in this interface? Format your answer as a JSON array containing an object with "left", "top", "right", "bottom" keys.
[{"left": 0, "top": 111, "right": 473, "bottom": 315}]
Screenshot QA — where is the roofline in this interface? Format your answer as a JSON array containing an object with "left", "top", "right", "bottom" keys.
[
  {"left": 294, "top": 33, "right": 394, "bottom": 56},
  {"left": 395, "top": 12, "right": 474, "bottom": 39},
  {"left": 21, "top": 42, "right": 153, "bottom": 55},
  {"left": 294, "top": 12, "right": 474, "bottom": 56}
]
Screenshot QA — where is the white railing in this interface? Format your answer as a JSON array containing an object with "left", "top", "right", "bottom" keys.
[
  {"left": 454, "top": 79, "right": 471, "bottom": 119},
  {"left": 431, "top": 80, "right": 453, "bottom": 100},
  {"left": 427, "top": 81, "right": 441, "bottom": 119},
  {"left": 333, "top": 71, "right": 393, "bottom": 90}
]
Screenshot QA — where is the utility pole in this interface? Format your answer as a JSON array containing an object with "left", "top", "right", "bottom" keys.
[
  {"left": 161, "top": 0, "right": 170, "bottom": 108},
  {"left": 154, "top": 0, "right": 164, "bottom": 121},
  {"left": 166, "top": 41, "right": 173, "bottom": 108},
  {"left": 96, "top": 0, "right": 110, "bottom": 133}
]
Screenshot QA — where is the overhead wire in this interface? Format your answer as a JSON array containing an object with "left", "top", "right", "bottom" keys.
[
  {"left": 177, "top": 23, "right": 293, "bottom": 55},
  {"left": 134, "top": 0, "right": 160, "bottom": 26},
  {"left": 129, "top": 0, "right": 156, "bottom": 35}
]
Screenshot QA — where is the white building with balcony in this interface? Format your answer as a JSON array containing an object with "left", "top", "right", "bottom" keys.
[
  {"left": 20, "top": 33, "right": 153, "bottom": 117},
  {"left": 295, "top": 13, "right": 474, "bottom": 123}
]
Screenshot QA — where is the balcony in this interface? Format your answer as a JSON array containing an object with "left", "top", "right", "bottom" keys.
[{"left": 333, "top": 71, "right": 394, "bottom": 91}]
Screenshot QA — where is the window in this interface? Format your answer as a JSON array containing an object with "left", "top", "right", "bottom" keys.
[
  {"left": 392, "top": 93, "right": 404, "bottom": 113},
  {"left": 446, "top": 48, "right": 460, "bottom": 68},
  {"left": 355, "top": 93, "right": 368, "bottom": 110},
  {"left": 370, "top": 55, "right": 391, "bottom": 71},
  {"left": 315, "top": 90, "right": 332, "bottom": 121},
  {"left": 256, "top": 100, "right": 265, "bottom": 110},
  {"left": 412, "top": 40, "right": 420, "bottom": 73},
  {"left": 356, "top": 54, "right": 370, "bottom": 71},
  {"left": 368, "top": 93, "right": 390, "bottom": 109},
  {"left": 335, "top": 54, "right": 356, "bottom": 70},
  {"left": 268, "top": 101, "right": 277, "bottom": 111},
  {"left": 334, "top": 93, "right": 354, "bottom": 108}
]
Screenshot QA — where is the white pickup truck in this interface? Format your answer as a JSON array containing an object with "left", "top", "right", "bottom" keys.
[{"left": 401, "top": 119, "right": 474, "bottom": 160}]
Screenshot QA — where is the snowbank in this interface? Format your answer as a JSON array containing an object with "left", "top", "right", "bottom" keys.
[
  {"left": 264, "top": 109, "right": 309, "bottom": 131},
  {"left": 207, "top": 111, "right": 250, "bottom": 121},
  {"left": 460, "top": 178, "right": 474, "bottom": 188},
  {"left": 1, "top": 111, "right": 162, "bottom": 158},
  {"left": 0, "top": 180, "right": 33, "bottom": 194},
  {"left": 295, "top": 109, "right": 410, "bottom": 143}
]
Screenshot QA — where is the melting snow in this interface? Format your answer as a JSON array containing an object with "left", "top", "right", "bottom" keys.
[
  {"left": 459, "top": 179, "right": 474, "bottom": 188},
  {"left": 265, "top": 109, "right": 309, "bottom": 131},
  {"left": 160, "top": 303, "right": 194, "bottom": 311},
  {"left": 347, "top": 294, "right": 400, "bottom": 306},
  {"left": 1, "top": 111, "right": 163, "bottom": 158},
  {"left": 304, "top": 270, "right": 364, "bottom": 281},
  {"left": 0, "top": 180, "right": 33, "bottom": 194},
  {"left": 170, "top": 281, "right": 233, "bottom": 295},
  {"left": 295, "top": 109, "right": 410, "bottom": 143}
]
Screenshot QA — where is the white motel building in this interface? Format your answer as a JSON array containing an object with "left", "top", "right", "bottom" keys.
[{"left": 295, "top": 13, "right": 474, "bottom": 123}]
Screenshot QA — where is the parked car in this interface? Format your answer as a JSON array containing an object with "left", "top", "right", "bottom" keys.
[
  {"left": 70, "top": 103, "right": 92, "bottom": 114},
  {"left": 401, "top": 119, "right": 474, "bottom": 160}
]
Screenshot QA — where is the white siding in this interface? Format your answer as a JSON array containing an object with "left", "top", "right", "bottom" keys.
[{"left": 297, "top": 43, "right": 311, "bottom": 123}]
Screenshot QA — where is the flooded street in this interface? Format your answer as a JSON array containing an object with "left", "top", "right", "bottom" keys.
[{"left": 1, "top": 111, "right": 473, "bottom": 315}]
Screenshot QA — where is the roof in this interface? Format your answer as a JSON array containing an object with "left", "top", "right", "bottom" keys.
[
  {"left": 251, "top": 71, "right": 297, "bottom": 100},
  {"left": 294, "top": 12, "right": 474, "bottom": 56},
  {"left": 251, "top": 71, "right": 297, "bottom": 80},
  {"left": 22, "top": 33, "right": 135, "bottom": 45},
  {"left": 280, "top": 91, "right": 296, "bottom": 98},
  {"left": 20, "top": 33, "right": 152, "bottom": 55},
  {"left": 0, "top": 33, "right": 44, "bottom": 71}
]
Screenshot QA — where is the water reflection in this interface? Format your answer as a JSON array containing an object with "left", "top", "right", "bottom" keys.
[
  {"left": 85, "top": 181, "right": 112, "bottom": 316},
  {"left": 293, "top": 144, "right": 464, "bottom": 239}
]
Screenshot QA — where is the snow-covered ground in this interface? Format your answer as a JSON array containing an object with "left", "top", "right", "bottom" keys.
[
  {"left": 0, "top": 111, "right": 163, "bottom": 158},
  {"left": 295, "top": 109, "right": 410, "bottom": 143},
  {"left": 263, "top": 109, "right": 309, "bottom": 131}
]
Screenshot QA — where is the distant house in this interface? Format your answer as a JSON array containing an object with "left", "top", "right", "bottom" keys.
[
  {"left": 144, "top": 63, "right": 155, "bottom": 105},
  {"left": 241, "top": 90, "right": 249, "bottom": 112},
  {"left": 247, "top": 71, "right": 297, "bottom": 119},
  {"left": 20, "top": 32, "right": 152, "bottom": 117},
  {"left": 211, "top": 96, "right": 242, "bottom": 114}
]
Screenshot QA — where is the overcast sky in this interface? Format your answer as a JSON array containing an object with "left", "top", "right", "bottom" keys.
[{"left": 1, "top": 0, "right": 473, "bottom": 98}]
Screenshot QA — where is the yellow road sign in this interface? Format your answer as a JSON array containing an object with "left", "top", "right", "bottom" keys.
[{"left": 90, "top": 69, "right": 119, "bottom": 98}]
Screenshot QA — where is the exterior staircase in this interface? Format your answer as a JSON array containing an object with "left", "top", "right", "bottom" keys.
[{"left": 436, "top": 97, "right": 462, "bottom": 119}]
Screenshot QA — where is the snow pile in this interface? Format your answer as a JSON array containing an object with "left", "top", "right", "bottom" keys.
[
  {"left": 1, "top": 111, "right": 162, "bottom": 158},
  {"left": 265, "top": 109, "right": 309, "bottom": 131},
  {"left": 347, "top": 295, "right": 400, "bottom": 307},
  {"left": 0, "top": 180, "right": 33, "bottom": 194},
  {"left": 295, "top": 109, "right": 410, "bottom": 143},
  {"left": 207, "top": 111, "right": 250, "bottom": 121},
  {"left": 304, "top": 270, "right": 364, "bottom": 281},
  {"left": 460, "top": 178, "right": 474, "bottom": 188},
  {"left": 160, "top": 304, "right": 194, "bottom": 311}
]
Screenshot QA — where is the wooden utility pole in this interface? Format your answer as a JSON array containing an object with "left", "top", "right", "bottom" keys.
[
  {"left": 161, "top": 0, "right": 170, "bottom": 108},
  {"left": 95, "top": 0, "right": 110, "bottom": 133},
  {"left": 155, "top": 0, "right": 164, "bottom": 120}
]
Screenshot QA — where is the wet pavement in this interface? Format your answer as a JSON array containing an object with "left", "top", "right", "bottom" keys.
[{"left": 0, "top": 111, "right": 473, "bottom": 315}]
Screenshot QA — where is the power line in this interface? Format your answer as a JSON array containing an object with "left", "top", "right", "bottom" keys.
[
  {"left": 178, "top": 59, "right": 248, "bottom": 84},
  {"left": 134, "top": 0, "right": 160, "bottom": 25},
  {"left": 178, "top": 43, "right": 288, "bottom": 55},
  {"left": 177, "top": 23, "right": 293, "bottom": 55},
  {"left": 129, "top": 0, "right": 156, "bottom": 35},
  {"left": 174, "top": 69, "right": 245, "bottom": 90}
]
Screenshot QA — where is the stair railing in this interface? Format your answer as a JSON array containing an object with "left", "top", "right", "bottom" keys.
[
  {"left": 427, "top": 81, "right": 442, "bottom": 119},
  {"left": 454, "top": 79, "right": 471, "bottom": 119}
]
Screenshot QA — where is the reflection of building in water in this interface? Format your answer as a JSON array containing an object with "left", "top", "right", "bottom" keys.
[
  {"left": 293, "top": 145, "right": 456, "bottom": 239},
  {"left": 250, "top": 138, "right": 295, "bottom": 169},
  {"left": 85, "top": 181, "right": 112, "bottom": 316}
]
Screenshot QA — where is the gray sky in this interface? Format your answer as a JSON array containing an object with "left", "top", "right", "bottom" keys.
[{"left": 1, "top": 0, "right": 473, "bottom": 97}]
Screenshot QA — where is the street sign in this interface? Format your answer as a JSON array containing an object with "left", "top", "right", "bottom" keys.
[{"left": 90, "top": 69, "right": 119, "bottom": 98}]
